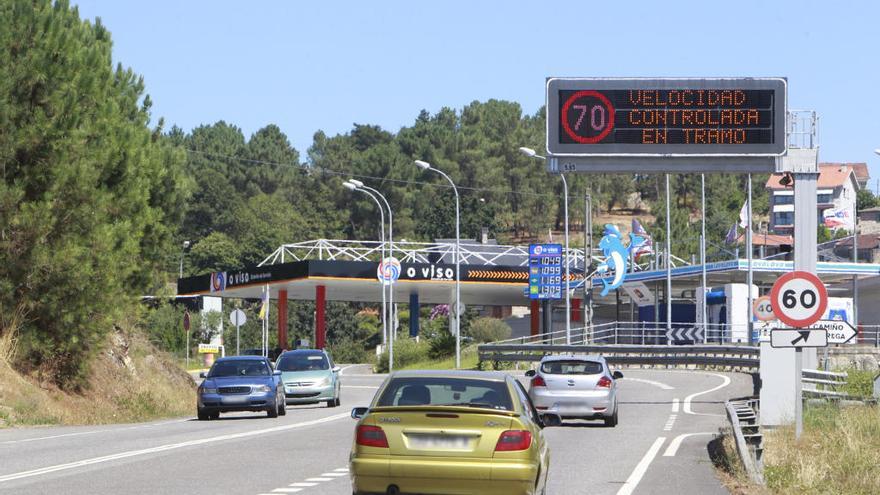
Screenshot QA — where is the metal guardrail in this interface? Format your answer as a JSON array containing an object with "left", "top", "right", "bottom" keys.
[
  {"left": 725, "top": 397, "right": 764, "bottom": 485},
  {"left": 477, "top": 343, "right": 759, "bottom": 370},
  {"left": 801, "top": 368, "right": 857, "bottom": 400},
  {"left": 494, "top": 323, "right": 880, "bottom": 348}
]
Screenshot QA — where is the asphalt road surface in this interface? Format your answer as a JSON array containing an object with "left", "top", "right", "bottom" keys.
[{"left": 0, "top": 365, "right": 752, "bottom": 495}]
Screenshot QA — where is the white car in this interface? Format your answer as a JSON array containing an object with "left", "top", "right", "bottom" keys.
[{"left": 526, "top": 355, "right": 623, "bottom": 427}]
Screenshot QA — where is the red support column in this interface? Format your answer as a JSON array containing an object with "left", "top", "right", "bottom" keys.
[
  {"left": 571, "top": 298, "right": 582, "bottom": 322},
  {"left": 315, "top": 285, "right": 326, "bottom": 349},
  {"left": 530, "top": 299, "right": 540, "bottom": 336},
  {"left": 278, "top": 289, "right": 288, "bottom": 350}
]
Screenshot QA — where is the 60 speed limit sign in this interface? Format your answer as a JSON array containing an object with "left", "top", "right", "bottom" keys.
[{"left": 769, "top": 271, "right": 828, "bottom": 328}]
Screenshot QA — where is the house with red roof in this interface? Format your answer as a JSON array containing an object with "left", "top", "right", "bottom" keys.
[{"left": 766, "top": 163, "right": 863, "bottom": 234}]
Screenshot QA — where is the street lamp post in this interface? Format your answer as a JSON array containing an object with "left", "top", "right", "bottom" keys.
[
  {"left": 179, "top": 240, "right": 191, "bottom": 279},
  {"left": 347, "top": 180, "right": 395, "bottom": 372},
  {"left": 349, "top": 180, "right": 394, "bottom": 342},
  {"left": 518, "top": 147, "right": 571, "bottom": 345},
  {"left": 343, "top": 182, "right": 387, "bottom": 347},
  {"left": 414, "top": 160, "right": 462, "bottom": 368}
]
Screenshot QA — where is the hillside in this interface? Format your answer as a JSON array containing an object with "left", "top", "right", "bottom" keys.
[{"left": 0, "top": 326, "right": 194, "bottom": 427}]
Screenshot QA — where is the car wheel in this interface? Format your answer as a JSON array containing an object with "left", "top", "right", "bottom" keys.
[
  {"left": 197, "top": 409, "right": 209, "bottom": 421},
  {"left": 210, "top": 412, "right": 220, "bottom": 420},
  {"left": 604, "top": 408, "right": 618, "bottom": 427},
  {"left": 278, "top": 397, "right": 287, "bottom": 416},
  {"left": 267, "top": 403, "right": 279, "bottom": 418},
  {"left": 326, "top": 399, "right": 336, "bottom": 408}
]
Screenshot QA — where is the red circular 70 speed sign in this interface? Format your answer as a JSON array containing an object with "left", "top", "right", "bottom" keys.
[{"left": 769, "top": 271, "right": 828, "bottom": 328}]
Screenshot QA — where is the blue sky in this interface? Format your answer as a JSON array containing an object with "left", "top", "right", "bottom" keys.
[{"left": 73, "top": 0, "right": 880, "bottom": 188}]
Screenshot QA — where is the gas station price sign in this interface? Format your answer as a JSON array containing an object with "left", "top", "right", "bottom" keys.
[
  {"left": 529, "top": 244, "right": 563, "bottom": 300},
  {"left": 546, "top": 78, "right": 786, "bottom": 156}
]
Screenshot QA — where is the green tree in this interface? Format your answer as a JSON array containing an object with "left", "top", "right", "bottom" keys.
[
  {"left": 0, "top": 0, "right": 187, "bottom": 387},
  {"left": 857, "top": 188, "right": 878, "bottom": 211}
]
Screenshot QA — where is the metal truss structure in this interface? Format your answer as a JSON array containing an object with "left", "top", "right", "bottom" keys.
[{"left": 259, "top": 239, "right": 590, "bottom": 268}]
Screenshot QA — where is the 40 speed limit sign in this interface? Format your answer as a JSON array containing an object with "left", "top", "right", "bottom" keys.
[{"left": 769, "top": 271, "right": 828, "bottom": 328}]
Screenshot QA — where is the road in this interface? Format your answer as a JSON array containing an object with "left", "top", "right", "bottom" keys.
[{"left": 0, "top": 365, "right": 752, "bottom": 495}]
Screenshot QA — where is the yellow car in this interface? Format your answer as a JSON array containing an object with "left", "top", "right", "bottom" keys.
[{"left": 349, "top": 370, "right": 559, "bottom": 495}]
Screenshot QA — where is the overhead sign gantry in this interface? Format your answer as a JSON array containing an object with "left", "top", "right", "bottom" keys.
[{"left": 545, "top": 77, "right": 786, "bottom": 173}]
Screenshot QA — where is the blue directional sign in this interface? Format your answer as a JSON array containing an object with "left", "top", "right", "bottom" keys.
[{"left": 528, "top": 244, "right": 563, "bottom": 299}]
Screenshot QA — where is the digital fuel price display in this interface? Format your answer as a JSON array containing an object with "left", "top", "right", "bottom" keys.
[
  {"left": 529, "top": 244, "right": 563, "bottom": 300},
  {"left": 546, "top": 78, "right": 786, "bottom": 156}
]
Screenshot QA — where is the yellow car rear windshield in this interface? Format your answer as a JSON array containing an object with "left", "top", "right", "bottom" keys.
[{"left": 376, "top": 377, "right": 513, "bottom": 411}]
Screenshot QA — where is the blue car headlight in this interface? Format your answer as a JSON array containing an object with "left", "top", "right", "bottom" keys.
[
  {"left": 200, "top": 387, "right": 217, "bottom": 394},
  {"left": 255, "top": 385, "right": 272, "bottom": 393}
]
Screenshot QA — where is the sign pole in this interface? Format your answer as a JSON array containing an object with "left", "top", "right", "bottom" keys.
[
  {"left": 701, "top": 174, "right": 708, "bottom": 344},
  {"left": 747, "top": 173, "right": 754, "bottom": 345},
  {"left": 795, "top": 347, "right": 803, "bottom": 439},
  {"left": 665, "top": 174, "right": 672, "bottom": 336}
]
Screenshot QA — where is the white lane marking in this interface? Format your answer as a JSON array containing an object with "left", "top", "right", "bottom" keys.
[
  {"left": 616, "top": 437, "right": 666, "bottom": 495},
  {"left": 663, "top": 432, "right": 716, "bottom": 457},
  {"left": 671, "top": 398, "right": 680, "bottom": 413},
  {"left": 333, "top": 468, "right": 349, "bottom": 472},
  {"left": 271, "top": 489, "right": 302, "bottom": 493},
  {"left": 683, "top": 373, "right": 731, "bottom": 416},
  {"left": 0, "top": 430, "right": 103, "bottom": 445},
  {"left": 662, "top": 414, "right": 678, "bottom": 431},
  {"left": 320, "top": 472, "right": 348, "bottom": 477},
  {"left": 288, "top": 482, "right": 318, "bottom": 487},
  {"left": 0, "top": 418, "right": 191, "bottom": 445},
  {"left": 0, "top": 413, "right": 350, "bottom": 483},
  {"left": 624, "top": 377, "right": 674, "bottom": 390},
  {"left": 338, "top": 365, "right": 357, "bottom": 376},
  {"left": 305, "top": 477, "right": 333, "bottom": 481}
]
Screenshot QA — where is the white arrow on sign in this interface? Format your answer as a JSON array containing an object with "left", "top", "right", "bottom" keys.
[
  {"left": 665, "top": 327, "right": 703, "bottom": 342},
  {"left": 812, "top": 319, "right": 857, "bottom": 345},
  {"left": 770, "top": 329, "right": 828, "bottom": 348}
]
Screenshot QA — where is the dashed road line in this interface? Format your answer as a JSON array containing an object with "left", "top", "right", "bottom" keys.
[
  {"left": 259, "top": 467, "right": 349, "bottom": 494},
  {"left": 671, "top": 398, "right": 680, "bottom": 413},
  {"left": 662, "top": 414, "right": 678, "bottom": 431}
]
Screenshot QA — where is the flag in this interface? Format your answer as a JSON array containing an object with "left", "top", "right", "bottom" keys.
[
  {"left": 258, "top": 285, "right": 270, "bottom": 320},
  {"left": 631, "top": 219, "right": 654, "bottom": 259},
  {"left": 822, "top": 207, "right": 853, "bottom": 231},
  {"left": 725, "top": 223, "right": 738, "bottom": 245},
  {"left": 738, "top": 200, "right": 749, "bottom": 228}
]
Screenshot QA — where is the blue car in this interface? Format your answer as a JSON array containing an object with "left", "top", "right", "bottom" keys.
[{"left": 197, "top": 356, "right": 286, "bottom": 420}]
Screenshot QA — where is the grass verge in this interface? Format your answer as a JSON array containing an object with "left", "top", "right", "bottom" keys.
[
  {"left": 397, "top": 345, "right": 481, "bottom": 371},
  {"left": 761, "top": 403, "right": 880, "bottom": 494}
]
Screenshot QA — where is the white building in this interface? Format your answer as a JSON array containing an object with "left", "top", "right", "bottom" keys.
[{"left": 766, "top": 163, "right": 863, "bottom": 235}]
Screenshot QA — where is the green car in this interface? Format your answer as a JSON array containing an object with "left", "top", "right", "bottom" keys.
[{"left": 275, "top": 349, "right": 341, "bottom": 407}]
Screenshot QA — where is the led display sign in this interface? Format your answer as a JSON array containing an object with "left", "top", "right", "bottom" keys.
[
  {"left": 546, "top": 78, "right": 786, "bottom": 156},
  {"left": 528, "top": 244, "right": 563, "bottom": 300}
]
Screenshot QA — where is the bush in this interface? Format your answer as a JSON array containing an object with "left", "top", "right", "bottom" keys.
[
  {"left": 375, "top": 338, "right": 429, "bottom": 373},
  {"left": 428, "top": 331, "right": 456, "bottom": 360},
  {"left": 466, "top": 317, "right": 512, "bottom": 343},
  {"left": 327, "top": 338, "right": 371, "bottom": 364}
]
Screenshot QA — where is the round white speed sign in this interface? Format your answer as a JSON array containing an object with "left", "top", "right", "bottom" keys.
[
  {"left": 769, "top": 271, "right": 828, "bottom": 328},
  {"left": 753, "top": 296, "right": 775, "bottom": 321}
]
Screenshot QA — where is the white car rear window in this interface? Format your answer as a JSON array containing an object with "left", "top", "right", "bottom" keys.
[{"left": 540, "top": 360, "right": 603, "bottom": 375}]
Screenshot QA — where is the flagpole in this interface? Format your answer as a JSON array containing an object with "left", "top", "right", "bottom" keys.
[
  {"left": 701, "top": 174, "right": 707, "bottom": 344},
  {"left": 747, "top": 175, "right": 754, "bottom": 345}
]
